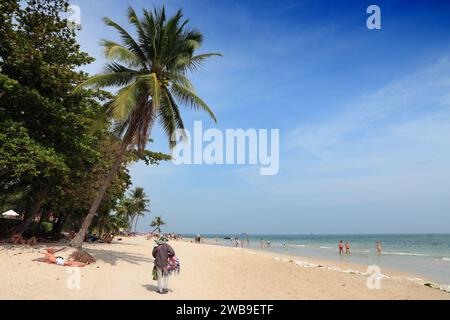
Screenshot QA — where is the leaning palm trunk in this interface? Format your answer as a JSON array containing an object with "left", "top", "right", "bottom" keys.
[
  {"left": 70, "top": 100, "right": 153, "bottom": 249},
  {"left": 150, "top": 226, "right": 160, "bottom": 234},
  {"left": 70, "top": 141, "right": 128, "bottom": 249}
]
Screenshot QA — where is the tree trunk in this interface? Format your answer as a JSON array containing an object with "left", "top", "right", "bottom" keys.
[
  {"left": 70, "top": 142, "right": 128, "bottom": 249},
  {"left": 36, "top": 209, "right": 46, "bottom": 232},
  {"left": 51, "top": 212, "right": 67, "bottom": 237},
  {"left": 128, "top": 216, "right": 135, "bottom": 233},
  {"left": 150, "top": 225, "right": 159, "bottom": 234},
  {"left": 11, "top": 188, "right": 48, "bottom": 236},
  {"left": 134, "top": 215, "right": 139, "bottom": 233}
]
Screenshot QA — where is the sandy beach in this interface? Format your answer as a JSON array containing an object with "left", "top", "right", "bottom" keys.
[{"left": 0, "top": 236, "right": 449, "bottom": 300}]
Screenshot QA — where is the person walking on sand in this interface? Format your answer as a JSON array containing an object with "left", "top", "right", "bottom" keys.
[
  {"left": 345, "top": 241, "right": 351, "bottom": 255},
  {"left": 152, "top": 236, "right": 175, "bottom": 294},
  {"left": 338, "top": 240, "right": 344, "bottom": 254},
  {"left": 376, "top": 241, "right": 382, "bottom": 255}
]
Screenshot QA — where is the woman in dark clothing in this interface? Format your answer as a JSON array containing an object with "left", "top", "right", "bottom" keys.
[{"left": 152, "top": 236, "right": 175, "bottom": 294}]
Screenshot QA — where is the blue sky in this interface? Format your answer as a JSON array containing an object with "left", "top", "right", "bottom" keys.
[{"left": 71, "top": 0, "right": 450, "bottom": 234}]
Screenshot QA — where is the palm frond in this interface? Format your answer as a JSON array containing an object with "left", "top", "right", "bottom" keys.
[
  {"left": 107, "top": 81, "right": 143, "bottom": 120},
  {"left": 100, "top": 39, "right": 144, "bottom": 68},
  {"left": 127, "top": 7, "right": 149, "bottom": 51},
  {"left": 102, "top": 16, "right": 147, "bottom": 63},
  {"left": 136, "top": 73, "right": 161, "bottom": 106},
  {"left": 188, "top": 52, "right": 222, "bottom": 71},
  {"left": 170, "top": 83, "right": 217, "bottom": 123},
  {"left": 74, "top": 69, "right": 137, "bottom": 91}
]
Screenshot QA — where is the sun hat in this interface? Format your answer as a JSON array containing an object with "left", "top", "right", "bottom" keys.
[{"left": 155, "top": 236, "right": 169, "bottom": 245}]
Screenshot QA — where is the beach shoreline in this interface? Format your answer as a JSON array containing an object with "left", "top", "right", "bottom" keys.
[
  {"left": 1, "top": 235, "right": 449, "bottom": 300},
  {"left": 191, "top": 237, "right": 450, "bottom": 290}
]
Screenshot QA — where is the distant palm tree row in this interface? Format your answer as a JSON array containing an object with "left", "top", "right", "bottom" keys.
[{"left": 92, "top": 186, "right": 149, "bottom": 236}]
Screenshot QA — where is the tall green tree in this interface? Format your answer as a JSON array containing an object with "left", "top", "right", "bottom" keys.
[
  {"left": 70, "top": 6, "right": 221, "bottom": 248},
  {"left": 0, "top": 0, "right": 99, "bottom": 236}
]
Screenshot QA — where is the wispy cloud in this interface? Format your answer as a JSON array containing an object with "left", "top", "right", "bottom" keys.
[{"left": 288, "top": 57, "right": 450, "bottom": 173}]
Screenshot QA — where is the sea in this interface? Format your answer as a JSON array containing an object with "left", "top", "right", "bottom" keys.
[{"left": 182, "top": 233, "right": 450, "bottom": 285}]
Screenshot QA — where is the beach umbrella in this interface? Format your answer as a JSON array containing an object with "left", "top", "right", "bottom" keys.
[{"left": 2, "top": 210, "right": 19, "bottom": 217}]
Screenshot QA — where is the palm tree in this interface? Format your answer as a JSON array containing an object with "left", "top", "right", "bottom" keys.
[
  {"left": 70, "top": 6, "right": 220, "bottom": 249},
  {"left": 150, "top": 216, "right": 166, "bottom": 234},
  {"left": 116, "top": 187, "right": 150, "bottom": 232},
  {"left": 93, "top": 213, "right": 130, "bottom": 237},
  {"left": 129, "top": 187, "right": 149, "bottom": 233},
  {"left": 116, "top": 197, "right": 135, "bottom": 228}
]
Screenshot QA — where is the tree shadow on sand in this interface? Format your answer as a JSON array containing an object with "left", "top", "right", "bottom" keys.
[{"left": 84, "top": 247, "right": 153, "bottom": 266}]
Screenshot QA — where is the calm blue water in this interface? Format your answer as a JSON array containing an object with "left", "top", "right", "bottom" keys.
[{"left": 183, "top": 234, "right": 450, "bottom": 285}]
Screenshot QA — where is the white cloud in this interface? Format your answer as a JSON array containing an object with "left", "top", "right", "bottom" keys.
[{"left": 288, "top": 57, "right": 450, "bottom": 170}]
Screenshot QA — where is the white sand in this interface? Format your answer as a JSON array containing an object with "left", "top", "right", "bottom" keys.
[{"left": 0, "top": 236, "right": 449, "bottom": 299}]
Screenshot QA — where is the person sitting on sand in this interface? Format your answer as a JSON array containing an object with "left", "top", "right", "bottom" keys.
[
  {"left": 152, "top": 236, "right": 175, "bottom": 294},
  {"left": 10, "top": 233, "right": 25, "bottom": 245},
  {"left": 44, "top": 248, "right": 86, "bottom": 267},
  {"left": 101, "top": 234, "right": 114, "bottom": 244},
  {"left": 338, "top": 240, "right": 344, "bottom": 254},
  {"left": 345, "top": 242, "right": 351, "bottom": 255},
  {"left": 26, "top": 236, "right": 37, "bottom": 246}
]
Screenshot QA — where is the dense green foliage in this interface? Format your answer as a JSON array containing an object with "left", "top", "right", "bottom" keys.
[{"left": 0, "top": 0, "right": 170, "bottom": 239}]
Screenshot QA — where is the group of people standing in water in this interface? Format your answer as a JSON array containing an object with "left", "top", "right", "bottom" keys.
[
  {"left": 338, "top": 240, "right": 351, "bottom": 254},
  {"left": 338, "top": 240, "right": 383, "bottom": 255}
]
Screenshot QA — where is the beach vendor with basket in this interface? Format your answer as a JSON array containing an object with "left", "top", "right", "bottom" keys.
[{"left": 152, "top": 236, "right": 179, "bottom": 294}]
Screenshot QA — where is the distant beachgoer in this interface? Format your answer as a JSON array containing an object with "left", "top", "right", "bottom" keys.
[
  {"left": 152, "top": 236, "right": 175, "bottom": 294},
  {"left": 338, "top": 240, "right": 344, "bottom": 254},
  {"left": 26, "top": 236, "right": 37, "bottom": 246},
  {"left": 10, "top": 233, "right": 25, "bottom": 244},
  {"left": 345, "top": 242, "right": 351, "bottom": 255},
  {"left": 68, "top": 231, "right": 76, "bottom": 240},
  {"left": 376, "top": 241, "right": 382, "bottom": 255},
  {"left": 260, "top": 238, "right": 264, "bottom": 248},
  {"left": 266, "top": 241, "right": 271, "bottom": 248},
  {"left": 246, "top": 237, "right": 249, "bottom": 247}
]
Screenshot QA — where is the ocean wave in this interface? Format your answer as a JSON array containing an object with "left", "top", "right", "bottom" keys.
[
  {"left": 319, "top": 246, "right": 333, "bottom": 249},
  {"left": 442, "top": 257, "right": 450, "bottom": 261},
  {"left": 354, "top": 250, "right": 370, "bottom": 253},
  {"left": 382, "top": 251, "right": 428, "bottom": 257},
  {"left": 289, "top": 244, "right": 306, "bottom": 248}
]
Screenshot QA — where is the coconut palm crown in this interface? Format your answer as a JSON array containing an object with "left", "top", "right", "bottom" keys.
[{"left": 80, "top": 6, "right": 220, "bottom": 152}]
